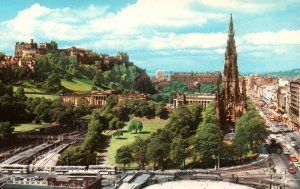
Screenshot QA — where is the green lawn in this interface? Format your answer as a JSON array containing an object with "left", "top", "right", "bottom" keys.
[
  {"left": 106, "top": 117, "right": 168, "bottom": 166},
  {"left": 13, "top": 123, "right": 47, "bottom": 133},
  {"left": 14, "top": 82, "right": 59, "bottom": 100},
  {"left": 25, "top": 93, "right": 59, "bottom": 100},
  {"left": 61, "top": 78, "right": 94, "bottom": 92}
]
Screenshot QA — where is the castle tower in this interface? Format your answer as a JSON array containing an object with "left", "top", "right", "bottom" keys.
[{"left": 217, "top": 14, "right": 247, "bottom": 132}]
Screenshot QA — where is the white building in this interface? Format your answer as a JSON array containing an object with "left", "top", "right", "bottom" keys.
[{"left": 261, "top": 84, "right": 278, "bottom": 107}]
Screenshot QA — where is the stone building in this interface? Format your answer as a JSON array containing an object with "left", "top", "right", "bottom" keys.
[
  {"left": 60, "top": 91, "right": 114, "bottom": 108},
  {"left": 170, "top": 71, "right": 221, "bottom": 88},
  {"left": 277, "top": 86, "right": 289, "bottom": 114},
  {"left": 15, "top": 39, "right": 57, "bottom": 58},
  {"left": 216, "top": 15, "right": 247, "bottom": 132},
  {"left": 173, "top": 94, "right": 215, "bottom": 109},
  {"left": 60, "top": 91, "right": 147, "bottom": 108},
  {"left": 117, "top": 93, "right": 148, "bottom": 104},
  {"left": 289, "top": 78, "right": 300, "bottom": 127}
]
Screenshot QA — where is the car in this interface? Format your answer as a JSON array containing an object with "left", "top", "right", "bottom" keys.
[
  {"left": 291, "top": 141, "right": 297, "bottom": 147},
  {"left": 33, "top": 176, "right": 43, "bottom": 181},
  {"left": 284, "top": 148, "right": 290, "bottom": 155},
  {"left": 294, "top": 161, "right": 300, "bottom": 166},
  {"left": 288, "top": 167, "right": 296, "bottom": 174},
  {"left": 15, "top": 176, "right": 24, "bottom": 181},
  {"left": 295, "top": 165, "right": 300, "bottom": 171},
  {"left": 289, "top": 155, "right": 298, "bottom": 162},
  {"left": 291, "top": 137, "right": 296, "bottom": 141},
  {"left": 277, "top": 148, "right": 282, "bottom": 154}
]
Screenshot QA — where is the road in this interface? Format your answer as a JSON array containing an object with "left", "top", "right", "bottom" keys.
[{"left": 250, "top": 94, "right": 300, "bottom": 188}]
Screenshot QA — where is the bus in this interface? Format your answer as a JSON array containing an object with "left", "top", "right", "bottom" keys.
[
  {"left": 54, "top": 166, "right": 86, "bottom": 175},
  {"left": 0, "top": 164, "right": 30, "bottom": 174},
  {"left": 88, "top": 165, "right": 116, "bottom": 175}
]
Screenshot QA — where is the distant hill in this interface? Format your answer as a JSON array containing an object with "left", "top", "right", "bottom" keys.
[{"left": 267, "top": 68, "right": 300, "bottom": 78}]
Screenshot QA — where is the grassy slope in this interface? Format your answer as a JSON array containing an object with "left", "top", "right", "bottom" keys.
[
  {"left": 13, "top": 77, "right": 98, "bottom": 100},
  {"left": 13, "top": 123, "right": 46, "bottom": 133},
  {"left": 106, "top": 117, "right": 168, "bottom": 166},
  {"left": 61, "top": 78, "right": 95, "bottom": 92}
]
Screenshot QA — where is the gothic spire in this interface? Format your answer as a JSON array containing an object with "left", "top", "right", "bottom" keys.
[{"left": 228, "top": 13, "right": 234, "bottom": 35}]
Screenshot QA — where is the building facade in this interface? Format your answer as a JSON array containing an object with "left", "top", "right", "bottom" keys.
[
  {"left": 60, "top": 91, "right": 147, "bottom": 108},
  {"left": 60, "top": 91, "right": 113, "bottom": 108},
  {"left": 277, "top": 86, "right": 289, "bottom": 113},
  {"left": 170, "top": 72, "right": 221, "bottom": 88},
  {"left": 289, "top": 79, "right": 300, "bottom": 126},
  {"left": 15, "top": 39, "right": 57, "bottom": 58},
  {"left": 216, "top": 15, "right": 247, "bottom": 132},
  {"left": 173, "top": 94, "right": 215, "bottom": 109}
]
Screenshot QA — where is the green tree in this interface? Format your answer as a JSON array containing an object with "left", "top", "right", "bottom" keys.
[
  {"left": 169, "top": 136, "right": 189, "bottom": 167},
  {"left": 57, "top": 146, "right": 94, "bottom": 166},
  {"left": 73, "top": 97, "right": 92, "bottom": 119},
  {"left": 234, "top": 109, "right": 268, "bottom": 155},
  {"left": 128, "top": 119, "right": 143, "bottom": 134},
  {"left": 147, "top": 130, "right": 170, "bottom": 169},
  {"left": 131, "top": 137, "right": 149, "bottom": 169},
  {"left": 42, "top": 73, "right": 62, "bottom": 92},
  {"left": 109, "top": 117, "right": 120, "bottom": 130},
  {"left": 165, "top": 105, "right": 194, "bottom": 138},
  {"left": 14, "top": 87, "right": 27, "bottom": 101},
  {"left": 155, "top": 102, "right": 169, "bottom": 119},
  {"left": 113, "top": 130, "right": 123, "bottom": 139},
  {"left": 195, "top": 122, "right": 222, "bottom": 166},
  {"left": 115, "top": 145, "right": 133, "bottom": 168},
  {"left": 0, "top": 121, "right": 13, "bottom": 141},
  {"left": 93, "top": 71, "right": 105, "bottom": 86}
]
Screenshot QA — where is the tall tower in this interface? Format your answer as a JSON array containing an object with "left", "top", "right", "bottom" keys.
[{"left": 217, "top": 14, "right": 247, "bottom": 132}]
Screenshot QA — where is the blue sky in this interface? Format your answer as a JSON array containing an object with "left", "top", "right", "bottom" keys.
[{"left": 0, "top": 0, "right": 300, "bottom": 74}]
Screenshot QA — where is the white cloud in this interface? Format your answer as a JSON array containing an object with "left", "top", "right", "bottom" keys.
[
  {"left": 199, "top": 0, "right": 278, "bottom": 13},
  {"left": 241, "top": 29, "right": 300, "bottom": 45}
]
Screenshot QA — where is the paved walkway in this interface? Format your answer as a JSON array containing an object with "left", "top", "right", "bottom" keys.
[{"left": 99, "top": 131, "right": 112, "bottom": 165}]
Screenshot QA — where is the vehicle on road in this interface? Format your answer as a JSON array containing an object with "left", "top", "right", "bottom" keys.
[
  {"left": 54, "top": 166, "right": 86, "bottom": 175},
  {"left": 288, "top": 167, "right": 296, "bottom": 174},
  {"left": 283, "top": 148, "right": 290, "bottom": 155},
  {"left": 88, "top": 165, "right": 116, "bottom": 175},
  {"left": 289, "top": 155, "right": 298, "bottom": 162},
  {"left": 14, "top": 176, "right": 24, "bottom": 181},
  {"left": 291, "top": 141, "right": 297, "bottom": 147},
  {"left": 0, "top": 164, "right": 30, "bottom": 174},
  {"left": 291, "top": 137, "right": 296, "bottom": 141}
]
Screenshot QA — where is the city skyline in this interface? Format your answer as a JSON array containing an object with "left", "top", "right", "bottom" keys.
[{"left": 0, "top": 0, "right": 300, "bottom": 74}]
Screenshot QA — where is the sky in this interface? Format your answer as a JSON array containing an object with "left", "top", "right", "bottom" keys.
[{"left": 0, "top": 0, "right": 300, "bottom": 74}]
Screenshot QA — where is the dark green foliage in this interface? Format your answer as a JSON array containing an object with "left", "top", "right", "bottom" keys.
[
  {"left": 234, "top": 108, "right": 268, "bottom": 156},
  {"left": 42, "top": 73, "right": 62, "bottom": 92},
  {"left": 165, "top": 103, "right": 202, "bottom": 138},
  {"left": 113, "top": 130, "right": 123, "bottom": 138},
  {"left": 57, "top": 146, "right": 95, "bottom": 166},
  {"left": 115, "top": 145, "right": 133, "bottom": 167},
  {"left": 195, "top": 102, "right": 222, "bottom": 166},
  {"left": 195, "top": 122, "right": 222, "bottom": 166},
  {"left": 0, "top": 121, "right": 14, "bottom": 141},
  {"left": 151, "top": 82, "right": 216, "bottom": 103},
  {"left": 93, "top": 70, "right": 105, "bottom": 86},
  {"left": 73, "top": 97, "right": 92, "bottom": 118},
  {"left": 83, "top": 110, "right": 105, "bottom": 152},
  {"left": 147, "top": 129, "right": 171, "bottom": 169},
  {"left": 169, "top": 136, "right": 189, "bottom": 167},
  {"left": 0, "top": 83, "right": 30, "bottom": 123},
  {"left": 131, "top": 137, "right": 149, "bottom": 169}
]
